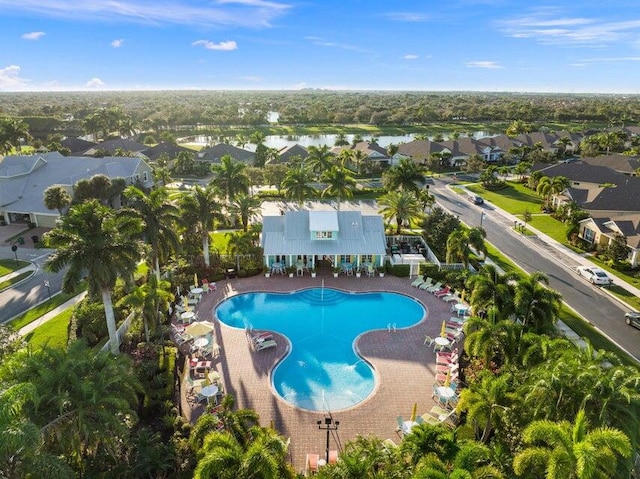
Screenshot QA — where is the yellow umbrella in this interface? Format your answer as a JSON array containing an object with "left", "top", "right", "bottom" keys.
[
  {"left": 440, "top": 320, "right": 447, "bottom": 338},
  {"left": 185, "top": 322, "right": 215, "bottom": 337},
  {"left": 444, "top": 368, "right": 452, "bottom": 388},
  {"left": 183, "top": 295, "right": 190, "bottom": 312},
  {"left": 194, "top": 272, "right": 199, "bottom": 287},
  {"left": 409, "top": 402, "right": 418, "bottom": 422},
  {"left": 204, "top": 369, "right": 211, "bottom": 386}
]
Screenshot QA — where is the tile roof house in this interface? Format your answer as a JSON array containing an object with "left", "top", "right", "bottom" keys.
[
  {"left": 81, "top": 138, "right": 149, "bottom": 157},
  {"left": 60, "top": 137, "right": 98, "bottom": 155},
  {"left": 396, "top": 140, "right": 445, "bottom": 164},
  {"left": 141, "top": 142, "right": 193, "bottom": 163},
  {"left": 578, "top": 213, "right": 640, "bottom": 267},
  {"left": 274, "top": 144, "right": 308, "bottom": 164},
  {"left": 261, "top": 210, "right": 387, "bottom": 272},
  {"left": 197, "top": 143, "right": 255, "bottom": 165},
  {"left": 581, "top": 154, "right": 640, "bottom": 176},
  {"left": 332, "top": 141, "right": 391, "bottom": 166},
  {"left": 0, "top": 151, "right": 153, "bottom": 228}
]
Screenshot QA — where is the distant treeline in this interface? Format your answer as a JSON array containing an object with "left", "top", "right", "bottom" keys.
[{"left": 1, "top": 90, "right": 639, "bottom": 138}]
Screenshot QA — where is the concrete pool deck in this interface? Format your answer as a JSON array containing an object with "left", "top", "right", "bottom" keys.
[{"left": 183, "top": 270, "right": 455, "bottom": 474}]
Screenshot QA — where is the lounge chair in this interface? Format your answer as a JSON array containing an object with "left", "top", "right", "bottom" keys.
[
  {"left": 411, "top": 277, "right": 424, "bottom": 287},
  {"left": 418, "top": 278, "right": 435, "bottom": 290},
  {"left": 434, "top": 286, "right": 451, "bottom": 297},
  {"left": 305, "top": 453, "right": 320, "bottom": 476},
  {"left": 425, "top": 281, "right": 442, "bottom": 293},
  {"left": 328, "top": 449, "right": 338, "bottom": 465},
  {"left": 420, "top": 413, "right": 440, "bottom": 425},
  {"left": 255, "top": 339, "right": 277, "bottom": 351}
]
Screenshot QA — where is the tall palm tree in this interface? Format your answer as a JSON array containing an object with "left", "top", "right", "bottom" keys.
[
  {"left": 536, "top": 176, "right": 569, "bottom": 209},
  {"left": 152, "top": 165, "right": 173, "bottom": 187},
  {"left": 118, "top": 274, "right": 173, "bottom": 342},
  {"left": 320, "top": 166, "right": 356, "bottom": 211},
  {"left": 210, "top": 154, "right": 250, "bottom": 203},
  {"left": 513, "top": 409, "right": 632, "bottom": 479},
  {"left": 446, "top": 229, "right": 472, "bottom": 267},
  {"left": 231, "top": 193, "right": 261, "bottom": 232},
  {"left": 282, "top": 165, "right": 316, "bottom": 206},
  {"left": 466, "top": 264, "right": 517, "bottom": 319},
  {"left": 463, "top": 312, "right": 522, "bottom": 368},
  {"left": 378, "top": 190, "right": 424, "bottom": 234},
  {"left": 179, "top": 186, "right": 222, "bottom": 267},
  {"left": 382, "top": 157, "right": 426, "bottom": 193},
  {"left": 44, "top": 200, "right": 143, "bottom": 354},
  {"left": 124, "top": 186, "right": 181, "bottom": 280},
  {"left": 512, "top": 272, "right": 562, "bottom": 334},
  {"left": 306, "top": 144, "right": 335, "bottom": 179}
]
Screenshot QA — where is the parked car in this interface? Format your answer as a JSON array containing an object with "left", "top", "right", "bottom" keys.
[
  {"left": 467, "top": 193, "right": 484, "bottom": 205},
  {"left": 624, "top": 311, "right": 640, "bottom": 330},
  {"left": 576, "top": 266, "right": 613, "bottom": 285}
]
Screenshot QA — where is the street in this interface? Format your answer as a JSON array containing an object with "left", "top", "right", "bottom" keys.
[{"left": 430, "top": 177, "right": 640, "bottom": 361}]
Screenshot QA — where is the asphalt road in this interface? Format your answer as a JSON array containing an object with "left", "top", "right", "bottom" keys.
[
  {"left": 0, "top": 248, "right": 65, "bottom": 324},
  {"left": 430, "top": 177, "right": 640, "bottom": 361}
]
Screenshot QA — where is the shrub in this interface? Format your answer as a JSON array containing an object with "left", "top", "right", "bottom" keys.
[{"left": 390, "top": 264, "right": 410, "bottom": 277}]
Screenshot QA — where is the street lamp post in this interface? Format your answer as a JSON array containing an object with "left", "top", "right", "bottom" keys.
[
  {"left": 317, "top": 416, "right": 339, "bottom": 464},
  {"left": 43, "top": 280, "right": 51, "bottom": 308},
  {"left": 11, "top": 244, "right": 18, "bottom": 267}
]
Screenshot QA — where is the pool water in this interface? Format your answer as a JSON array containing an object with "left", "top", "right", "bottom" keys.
[{"left": 215, "top": 288, "right": 425, "bottom": 411}]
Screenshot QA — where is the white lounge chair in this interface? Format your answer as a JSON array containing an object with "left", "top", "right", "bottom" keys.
[
  {"left": 255, "top": 339, "right": 277, "bottom": 351},
  {"left": 418, "top": 278, "right": 435, "bottom": 290},
  {"left": 425, "top": 282, "right": 442, "bottom": 293},
  {"left": 411, "top": 277, "right": 424, "bottom": 287}
]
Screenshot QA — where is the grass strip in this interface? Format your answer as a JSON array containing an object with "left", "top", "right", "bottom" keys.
[
  {"left": 9, "top": 289, "right": 82, "bottom": 331},
  {"left": 0, "top": 258, "right": 31, "bottom": 276},
  {"left": 0, "top": 271, "right": 32, "bottom": 291},
  {"left": 24, "top": 309, "right": 72, "bottom": 350}
]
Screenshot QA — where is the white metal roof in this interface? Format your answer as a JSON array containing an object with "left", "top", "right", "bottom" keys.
[{"left": 308, "top": 210, "right": 339, "bottom": 231}]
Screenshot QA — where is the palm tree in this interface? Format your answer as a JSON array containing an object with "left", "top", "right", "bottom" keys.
[
  {"left": 320, "top": 166, "right": 356, "bottom": 211},
  {"left": 400, "top": 423, "right": 457, "bottom": 467},
  {"left": 118, "top": 274, "right": 173, "bottom": 342},
  {"left": 282, "top": 165, "right": 316, "bottom": 206},
  {"left": 446, "top": 229, "right": 472, "bottom": 267},
  {"left": 231, "top": 193, "right": 261, "bottom": 232},
  {"left": 179, "top": 186, "right": 222, "bottom": 267},
  {"left": 378, "top": 190, "right": 424, "bottom": 234},
  {"left": 513, "top": 409, "right": 632, "bottom": 479},
  {"left": 306, "top": 144, "right": 335, "bottom": 179},
  {"left": 152, "top": 165, "right": 173, "bottom": 187},
  {"left": 463, "top": 312, "right": 522, "bottom": 368},
  {"left": 466, "top": 264, "right": 516, "bottom": 319},
  {"left": 0, "top": 382, "right": 73, "bottom": 479},
  {"left": 382, "top": 157, "right": 426, "bottom": 193},
  {"left": 412, "top": 440, "right": 505, "bottom": 479},
  {"left": 536, "top": 175, "right": 569, "bottom": 209},
  {"left": 124, "top": 186, "right": 181, "bottom": 280},
  {"left": 210, "top": 154, "right": 250, "bottom": 203},
  {"left": 44, "top": 200, "right": 143, "bottom": 354},
  {"left": 512, "top": 272, "right": 562, "bottom": 334},
  {"left": 0, "top": 117, "right": 31, "bottom": 153},
  {"left": 43, "top": 185, "right": 72, "bottom": 215},
  {"left": 457, "top": 371, "right": 514, "bottom": 444}
]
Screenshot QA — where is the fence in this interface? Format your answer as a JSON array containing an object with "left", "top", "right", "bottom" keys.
[{"left": 100, "top": 311, "right": 135, "bottom": 353}]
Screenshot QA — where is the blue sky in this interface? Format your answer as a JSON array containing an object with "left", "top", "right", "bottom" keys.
[{"left": 1, "top": 0, "right": 640, "bottom": 93}]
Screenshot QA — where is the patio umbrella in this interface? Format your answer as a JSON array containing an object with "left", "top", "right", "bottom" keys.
[
  {"left": 194, "top": 272, "right": 199, "bottom": 287},
  {"left": 444, "top": 368, "right": 452, "bottom": 388},
  {"left": 186, "top": 322, "right": 215, "bottom": 338},
  {"left": 409, "top": 402, "right": 418, "bottom": 422},
  {"left": 183, "top": 295, "right": 190, "bottom": 312},
  {"left": 204, "top": 368, "right": 211, "bottom": 386},
  {"left": 440, "top": 320, "right": 447, "bottom": 338}
]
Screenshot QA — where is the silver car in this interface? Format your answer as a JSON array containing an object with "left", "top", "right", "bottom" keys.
[{"left": 576, "top": 266, "right": 613, "bottom": 285}]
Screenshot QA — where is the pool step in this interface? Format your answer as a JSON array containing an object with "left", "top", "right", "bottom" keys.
[{"left": 298, "top": 288, "right": 345, "bottom": 306}]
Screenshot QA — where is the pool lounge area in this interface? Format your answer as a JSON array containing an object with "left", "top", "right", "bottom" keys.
[{"left": 183, "top": 272, "right": 453, "bottom": 474}]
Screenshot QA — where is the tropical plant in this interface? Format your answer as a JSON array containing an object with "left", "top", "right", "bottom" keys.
[
  {"left": 382, "top": 157, "right": 426, "bottom": 192},
  {"left": 43, "top": 185, "right": 72, "bottom": 214},
  {"left": 44, "top": 200, "right": 144, "bottom": 354},
  {"left": 282, "top": 165, "right": 316, "bottom": 206},
  {"left": 179, "top": 186, "right": 223, "bottom": 267},
  {"left": 513, "top": 409, "right": 632, "bottom": 479},
  {"left": 210, "top": 154, "right": 250, "bottom": 203},
  {"left": 320, "top": 166, "right": 356, "bottom": 211},
  {"left": 306, "top": 144, "right": 335, "bottom": 179},
  {"left": 118, "top": 274, "right": 173, "bottom": 342},
  {"left": 0, "top": 116, "right": 31, "bottom": 153},
  {"left": 124, "top": 186, "right": 181, "bottom": 280},
  {"left": 512, "top": 272, "right": 562, "bottom": 334},
  {"left": 463, "top": 312, "right": 522, "bottom": 368},
  {"left": 230, "top": 193, "right": 261, "bottom": 232},
  {"left": 378, "top": 190, "right": 424, "bottom": 234}
]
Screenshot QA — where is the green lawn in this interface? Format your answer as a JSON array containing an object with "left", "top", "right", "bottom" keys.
[
  {"left": 525, "top": 214, "right": 569, "bottom": 244},
  {"left": 0, "top": 271, "right": 33, "bottom": 291},
  {"left": 24, "top": 309, "right": 72, "bottom": 350},
  {"left": 10, "top": 289, "right": 83, "bottom": 330},
  {"left": 0, "top": 258, "right": 30, "bottom": 276},
  {"left": 467, "top": 181, "right": 543, "bottom": 215},
  {"left": 211, "top": 230, "right": 235, "bottom": 253}
]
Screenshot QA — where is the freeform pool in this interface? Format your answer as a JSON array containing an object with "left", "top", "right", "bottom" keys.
[{"left": 215, "top": 288, "right": 425, "bottom": 411}]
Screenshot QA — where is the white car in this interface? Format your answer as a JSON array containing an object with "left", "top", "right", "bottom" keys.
[{"left": 576, "top": 266, "right": 613, "bottom": 285}]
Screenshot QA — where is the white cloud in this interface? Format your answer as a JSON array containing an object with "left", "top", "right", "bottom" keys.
[
  {"left": 382, "top": 12, "right": 430, "bottom": 22},
  {"left": 21, "top": 31, "right": 45, "bottom": 40},
  {"left": 0, "top": 0, "right": 291, "bottom": 28},
  {"left": 192, "top": 40, "right": 238, "bottom": 51},
  {"left": 304, "top": 36, "right": 366, "bottom": 52},
  {"left": 466, "top": 60, "right": 503, "bottom": 69},
  {"left": 500, "top": 10, "right": 640, "bottom": 47},
  {"left": 85, "top": 77, "right": 105, "bottom": 88},
  {"left": 111, "top": 39, "right": 124, "bottom": 48},
  {"left": 0, "top": 64, "right": 28, "bottom": 90},
  {"left": 403, "top": 54, "right": 419, "bottom": 60}
]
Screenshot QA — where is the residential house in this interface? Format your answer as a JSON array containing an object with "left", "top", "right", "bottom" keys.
[
  {"left": 0, "top": 152, "right": 153, "bottom": 227},
  {"left": 274, "top": 144, "right": 308, "bottom": 164},
  {"left": 60, "top": 137, "right": 98, "bottom": 155},
  {"left": 332, "top": 141, "right": 391, "bottom": 168},
  {"left": 197, "top": 143, "right": 255, "bottom": 165},
  {"left": 579, "top": 214, "right": 640, "bottom": 267},
  {"left": 581, "top": 154, "right": 640, "bottom": 176},
  {"left": 81, "top": 138, "right": 149, "bottom": 157},
  {"left": 141, "top": 142, "right": 194, "bottom": 168},
  {"left": 261, "top": 210, "right": 387, "bottom": 271}
]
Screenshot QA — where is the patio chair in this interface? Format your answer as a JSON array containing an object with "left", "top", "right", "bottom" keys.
[
  {"left": 395, "top": 415, "right": 405, "bottom": 434},
  {"left": 411, "top": 277, "right": 424, "bottom": 287},
  {"left": 367, "top": 264, "right": 375, "bottom": 277},
  {"left": 430, "top": 405, "right": 451, "bottom": 419},
  {"left": 418, "top": 278, "right": 435, "bottom": 290},
  {"left": 420, "top": 412, "right": 440, "bottom": 425},
  {"left": 425, "top": 282, "right": 442, "bottom": 293},
  {"left": 423, "top": 335, "right": 434, "bottom": 347},
  {"left": 436, "top": 348, "right": 458, "bottom": 359},
  {"left": 255, "top": 339, "right": 277, "bottom": 351},
  {"left": 175, "top": 332, "right": 193, "bottom": 346},
  {"left": 328, "top": 449, "right": 338, "bottom": 465},
  {"left": 305, "top": 453, "right": 320, "bottom": 476},
  {"left": 434, "top": 286, "right": 452, "bottom": 297}
]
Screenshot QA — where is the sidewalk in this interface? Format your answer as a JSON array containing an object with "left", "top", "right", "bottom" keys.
[
  {"left": 0, "top": 262, "right": 36, "bottom": 285},
  {"left": 18, "top": 291, "right": 87, "bottom": 336}
]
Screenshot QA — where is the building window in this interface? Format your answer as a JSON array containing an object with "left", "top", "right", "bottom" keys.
[
  {"left": 314, "top": 231, "right": 333, "bottom": 240},
  {"left": 583, "top": 228, "right": 595, "bottom": 243},
  {"left": 143, "top": 171, "right": 148, "bottom": 182},
  {"left": 339, "top": 255, "right": 350, "bottom": 264},
  {"left": 362, "top": 255, "right": 373, "bottom": 262}
]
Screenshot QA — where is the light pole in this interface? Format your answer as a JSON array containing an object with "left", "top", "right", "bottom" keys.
[
  {"left": 11, "top": 244, "right": 18, "bottom": 267},
  {"left": 317, "top": 416, "right": 339, "bottom": 464},
  {"left": 43, "top": 280, "right": 51, "bottom": 308}
]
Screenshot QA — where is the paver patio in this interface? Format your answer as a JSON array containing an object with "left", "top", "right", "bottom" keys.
[{"left": 181, "top": 269, "right": 455, "bottom": 474}]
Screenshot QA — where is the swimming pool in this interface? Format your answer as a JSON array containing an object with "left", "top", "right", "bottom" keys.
[{"left": 215, "top": 287, "right": 425, "bottom": 411}]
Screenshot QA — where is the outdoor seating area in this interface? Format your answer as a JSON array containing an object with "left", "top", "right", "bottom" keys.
[{"left": 305, "top": 450, "right": 338, "bottom": 476}]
